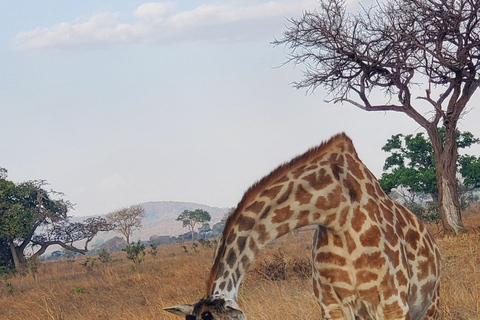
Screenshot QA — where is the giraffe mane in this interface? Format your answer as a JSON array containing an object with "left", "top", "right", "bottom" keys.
[{"left": 205, "top": 132, "right": 355, "bottom": 297}]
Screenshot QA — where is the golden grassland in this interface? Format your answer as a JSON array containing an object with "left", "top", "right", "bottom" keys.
[{"left": 0, "top": 213, "right": 479, "bottom": 319}]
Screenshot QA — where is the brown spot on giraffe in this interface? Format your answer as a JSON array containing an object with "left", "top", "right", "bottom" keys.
[
  {"left": 344, "top": 172, "right": 362, "bottom": 202},
  {"left": 346, "top": 154, "right": 365, "bottom": 180},
  {"left": 380, "top": 270, "right": 398, "bottom": 300},
  {"left": 345, "top": 231, "right": 357, "bottom": 254},
  {"left": 383, "top": 204, "right": 395, "bottom": 226},
  {"left": 315, "top": 185, "right": 343, "bottom": 210},
  {"left": 259, "top": 205, "right": 271, "bottom": 220},
  {"left": 295, "top": 210, "right": 310, "bottom": 229},
  {"left": 255, "top": 224, "right": 270, "bottom": 244},
  {"left": 332, "top": 234, "right": 343, "bottom": 248},
  {"left": 292, "top": 164, "right": 307, "bottom": 179},
  {"left": 248, "top": 237, "right": 259, "bottom": 256},
  {"left": 384, "top": 223, "right": 398, "bottom": 247},
  {"left": 417, "top": 259, "right": 431, "bottom": 281},
  {"left": 303, "top": 168, "right": 333, "bottom": 190},
  {"left": 318, "top": 268, "right": 352, "bottom": 286},
  {"left": 272, "top": 205, "right": 295, "bottom": 223},
  {"left": 276, "top": 223, "right": 290, "bottom": 237},
  {"left": 237, "top": 236, "right": 247, "bottom": 252},
  {"left": 351, "top": 206, "right": 367, "bottom": 232},
  {"left": 364, "top": 199, "right": 380, "bottom": 223},
  {"left": 365, "top": 182, "right": 376, "bottom": 197},
  {"left": 316, "top": 252, "right": 347, "bottom": 266},
  {"left": 226, "top": 232, "right": 236, "bottom": 245},
  {"left": 240, "top": 255, "right": 250, "bottom": 270},
  {"left": 237, "top": 216, "right": 255, "bottom": 232},
  {"left": 405, "top": 229, "right": 421, "bottom": 250},
  {"left": 315, "top": 226, "right": 329, "bottom": 247},
  {"left": 384, "top": 244, "right": 400, "bottom": 268},
  {"left": 277, "top": 181, "right": 294, "bottom": 204},
  {"left": 382, "top": 300, "right": 406, "bottom": 319},
  {"left": 226, "top": 248, "right": 237, "bottom": 269},
  {"left": 323, "top": 212, "right": 337, "bottom": 226},
  {"left": 165, "top": 133, "right": 441, "bottom": 320},
  {"left": 359, "top": 225, "right": 382, "bottom": 247},
  {"left": 338, "top": 206, "right": 349, "bottom": 227},
  {"left": 354, "top": 251, "right": 386, "bottom": 269},
  {"left": 260, "top": 185, "right": 283, "bottom": 200},
  {"left": 245, "top": 201, "right": 265, "bottom": 214},
  {"left": 295, "top": 183, "right": 313, "bottom": 205},
  {"left": 273, "top": 175, "right": 289, "bottom": 184},
  {"left": 397, "top": 269, "right": 408, "bottom": 286}
]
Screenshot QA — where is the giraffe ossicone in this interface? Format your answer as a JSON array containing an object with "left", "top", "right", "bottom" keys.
[{"left": 165, "top": 133, "right": 441, "bottom": 320}]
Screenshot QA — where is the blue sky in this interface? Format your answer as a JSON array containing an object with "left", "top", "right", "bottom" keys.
[{"left": 2, "top": 0, "right": 479, "bottom": 217}]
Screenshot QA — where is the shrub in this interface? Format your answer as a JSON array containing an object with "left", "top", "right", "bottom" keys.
[
  {"left": 98, "top": 249, "right": 112, "bottom": 265},
  {"left": 80, "top": 257, "right": 95, "bottom": 272},
  {"left": 123, "top": 241, "right": 145, "bottom": 271}
]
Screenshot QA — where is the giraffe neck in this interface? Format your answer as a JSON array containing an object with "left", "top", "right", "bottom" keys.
[{"left": 205, "top": 134, "right": 369, "bottom": 300}]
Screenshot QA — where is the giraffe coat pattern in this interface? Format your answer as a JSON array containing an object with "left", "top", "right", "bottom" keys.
[{"left": 165, "top": 133, "right": 441, "bottom": 320}]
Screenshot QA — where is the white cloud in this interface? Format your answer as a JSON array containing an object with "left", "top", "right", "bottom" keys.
[
  {"left": 134, "top": 2, "right": 176, "bottom": 20},
  {"left": 13, "top": 0, "right": 316, "bottom": 51}
]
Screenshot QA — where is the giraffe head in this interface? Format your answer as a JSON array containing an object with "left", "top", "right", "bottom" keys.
[{"left": 164, "top": 295, "right": 247, "bottom": 320}]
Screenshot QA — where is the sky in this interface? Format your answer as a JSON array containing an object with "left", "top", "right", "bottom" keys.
[{"left": 2, "top": 0, "right": 480, "bottom": 218}]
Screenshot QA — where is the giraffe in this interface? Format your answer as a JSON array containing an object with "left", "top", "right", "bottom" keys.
[{"left": 165, "top": 133, "right": 441, "bottom": 320}]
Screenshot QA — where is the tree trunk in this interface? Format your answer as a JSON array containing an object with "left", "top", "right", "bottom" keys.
[
  {"left": 427, "top": 126, "right": 467, "bottom": 235},
  {"left": 8, "top": 240, "right": 27, "bottom": 272}
]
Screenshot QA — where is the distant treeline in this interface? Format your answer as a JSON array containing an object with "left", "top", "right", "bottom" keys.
[{"left": 43, "top": 217, "right": 227, "bottom": 260}]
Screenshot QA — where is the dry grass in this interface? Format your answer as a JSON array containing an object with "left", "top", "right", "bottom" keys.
[{"left": 0, "top": 213, "right": 479, "bottom": 320}]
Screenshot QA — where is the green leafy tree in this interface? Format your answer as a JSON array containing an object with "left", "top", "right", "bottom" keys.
[
  {"left": 458, "top": 155, "right": 480, "bottom": 189},
  {"left": 0, "top": 169, "right": 114, "bottom": 272},
  {"left": 176, "top": 209, "right": 211, "bottom": 243},
  {"left": 0, "top": 238, "right": 13, "bottom": 269},
  {"left": 274, "top": 0, "right": 480, "bottom": 235},
  {"left": 379, "top": 130, "right": 480, "bottom": 206}
]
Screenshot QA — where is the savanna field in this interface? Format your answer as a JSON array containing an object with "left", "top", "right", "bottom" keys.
[{"left": 1, "top": 209, "right": 479, "bottom": 319}]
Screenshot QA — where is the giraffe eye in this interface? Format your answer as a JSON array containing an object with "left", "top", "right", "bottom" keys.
[{"left": 201, "top": 311, "right": 214, "bottom": 320}]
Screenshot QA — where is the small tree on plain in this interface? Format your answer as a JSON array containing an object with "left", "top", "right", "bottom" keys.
[
  {"left": 176, "top": 209, "right": 211, "bottom": 243},
  {"left": 106, "top": 205, "right": 145, "bottom": 245}
]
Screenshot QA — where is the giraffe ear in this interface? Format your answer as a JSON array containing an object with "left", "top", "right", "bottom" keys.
[
  {"left": 223, "top": 299, "right": 246, "bottom": 319},
  {"left": 163, "top": 304, "right": 194, "bottom": 317}
]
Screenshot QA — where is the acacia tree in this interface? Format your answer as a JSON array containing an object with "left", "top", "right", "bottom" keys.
[
  {"left": 274, "top": 0, "right": 480, "bottom": 234},
  {"left": 0, "top": 170, "right": 113, "bottom": 271},
  {"left": 106, "top": 205, "right": 145, "bottom": 245},
  {"left": 176, "top": 209, "right": 211, "bottom": 243}
]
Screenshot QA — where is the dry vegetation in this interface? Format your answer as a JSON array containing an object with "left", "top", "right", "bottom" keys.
[{"left": 1, "top": 210, "right": 479, "bottom": 319}]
